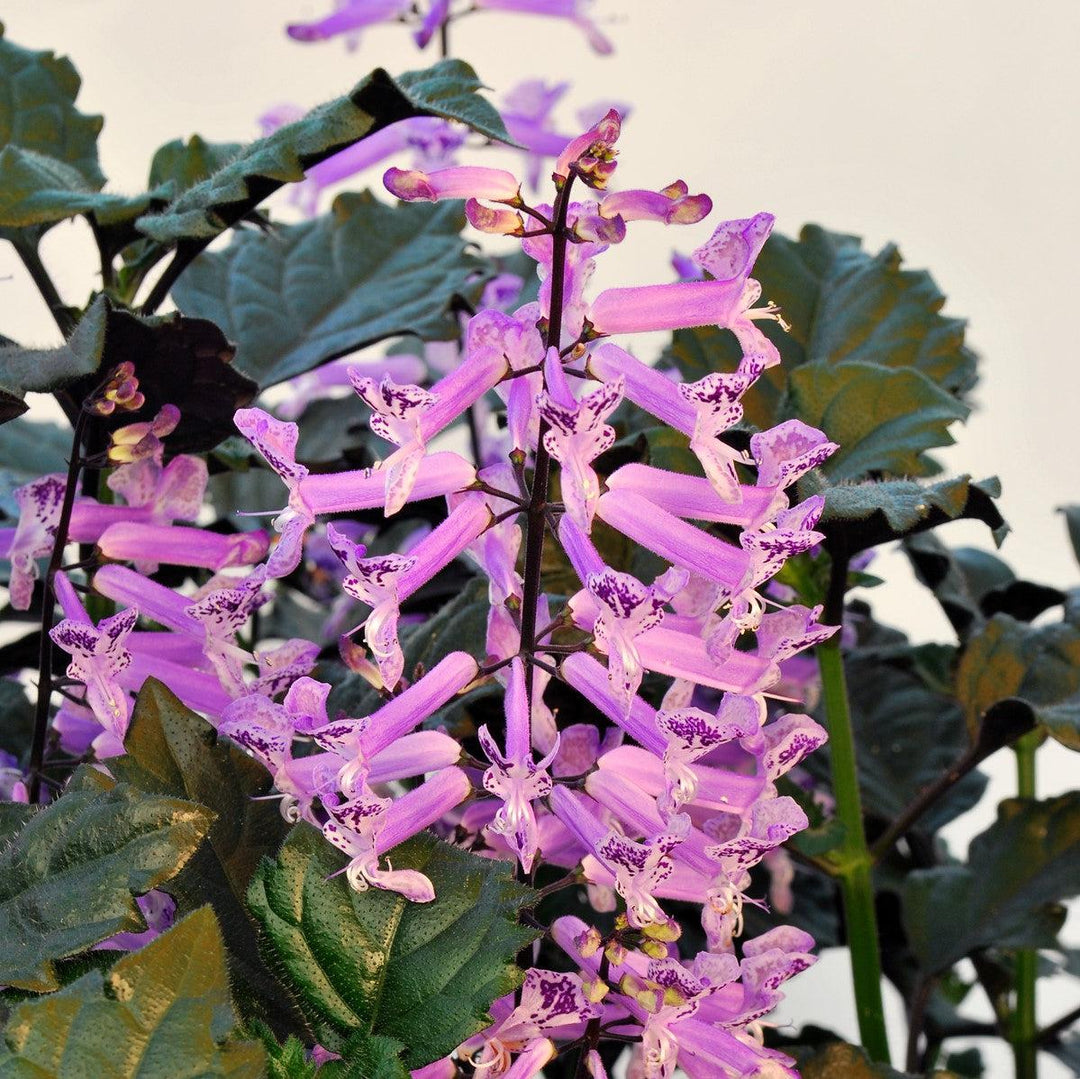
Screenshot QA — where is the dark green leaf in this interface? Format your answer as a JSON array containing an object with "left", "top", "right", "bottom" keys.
[
  {"left": 110, "top": 680, "right": 300, "bottom": 1036},
  {"left": 173, "top": 194, "right": 485, "bottom": 389},
  {"left": 64, "top": 306, "right": 257, "bottom": 454},
  {"left": 257, "top": 1031, "right": 319, "bottom": 1079},
  {"left": 0, "top": 906, "right": 265, "bottom": 1077},
  {"left": 903, "top": 534, "right": 1016, "bottom": 640},
  {"left": 0, "top": 147, "right": 163, "bottom": 231},
  {"left": 956, "top": 614, "right": 1080, "bottom": 749},
  {"left": 0, "top": 25, "right": 102, "bottom": 184},
  {"left": 135, "top": 60, "right": 508, "bottom": 247},
  {"left": 147, "top": 136, "right": 244, "bottom": 196},
  {"left": 0, "top": 779, "right": 212, "bottom": 991},
  {"left": 903, "top": 793, "right": 1080, "bottom": 972},
  {"left": 816, "top": 474, "right": 1007, "bottom": 560},
  {"left": 0, "top": 295, "right": 106, "bottom": 418},
  {"left": 247, "top": 823, "right": 538, "bottom": 1068},
  {"left": 0, "top": 803, "right": 35, "bottom": 845},
  {"left": 327, "top": 1033, "right": 409, "bottom": 1079},
  {"left": 788, "top": 360, "right": 968, "bottom": 479}
]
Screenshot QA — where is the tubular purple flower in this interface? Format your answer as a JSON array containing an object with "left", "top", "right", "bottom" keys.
[
  {"left": 276, "top": 353, "right": 427, "bottom": 421},
  {"left": 49, "top": 576, "right": 137, "bottom": 740},
  {"left": 559, "top": 652, "right": 665, "bottom": 755},
  {"left": 122, "top": 651, "right": 233, "bottom": 716},
  {"left": 413, "top": 0, "right": 449, "bottom": 47},
  {"left": 93, "top": 565, "right": 201, "bottom": 636},
  {"left": 588, "top": 214, "right": 782, "bottom": 367},
  {"left": 366, "top": 730, "right": 462, "bottom": 784},
  {"left": 478, "top": 659, "right": 559, "bottom": 872},
  {"left": 96, "top": 523, "right": 269, "bottom": 572},
  {"left": 323, "top": 766, "right": 471, "bottom": 900},
  {"left": 235, "top": 407, "right": 475, "bottom": 574},
  {"left": 587, "top": 344, "right": 696, "bottom": 433},
  {"left": 538, "top": 350, "right": 622, "bottom": 531},
  {"left": 751, "top": 419, "right": 839, "bottom": 491},
  {"left": 549, "top": 786, "right": 689, "bottom": 929},
  {"left": 595, "top": 491, "right": 750, "bottom": 586},
  {"left": 604, "top": 464, "right": 780, "bottom": 528},
  {"left": 314, "top": 650, "right": 477, "bottom": 761},
  {"left": 599, "top": 182, "right": 712, "bottom": 226},
  {"left": 384, "top": 165, "right": 521, "bottom": 204},
  {"left": 7, "top": 474, "right": 65, "bottom": 610},
  {"left": 596, "top": 746, "right": 765, "bottom": 817},
  {"left": 286, "top": 0, "right": 412, "bottom": 43},
  {"left": 474, "top": 0, "right": 613, "bottom": 54},
  {"left": 327, "top": 498, "right": 490, "bottom": 687}
]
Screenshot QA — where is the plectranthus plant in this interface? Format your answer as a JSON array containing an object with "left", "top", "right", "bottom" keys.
[{"left": 0, "top": 8, "right": 1077, "bottom": 1079}]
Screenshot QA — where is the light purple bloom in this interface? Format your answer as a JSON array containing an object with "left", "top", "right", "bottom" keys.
[
  {"left": 537, "top": 348, "right": 622, "bottom": 530},
  {"left": 322, "top": 766, "right": 471, "bottom": 900},
  {"left": 286, "top": 0, "right": 412, "bottom": 46},
  {"left": 478, "top": 659, "right": 558, "bottom": 872},
  {"left": 474, "top": 0, "right": 613, "bottom": 54},
  {"left": 588, "top": 214, "right": 784, "bottom": 372},
  {"left": 50, "top": 573, "right": 137, "bottom": 741}
]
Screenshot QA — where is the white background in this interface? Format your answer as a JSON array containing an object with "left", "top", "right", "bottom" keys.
[{"left": 1, "top": 1, "right": 1077, "bottom": 1073}]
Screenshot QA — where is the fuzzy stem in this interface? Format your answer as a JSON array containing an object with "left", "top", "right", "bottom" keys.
[
  {"left": 1012, "top": 731, "right": 1039, "bottom": 1079},
  {"left": 818, "top": 551, "right": 891, "bottom": 1063},
  {"left": 28, "top": 407, "right": 91, "bottom": 802},
  {"left": 517, "top": 172, "right": 576, "bottom": 707}
]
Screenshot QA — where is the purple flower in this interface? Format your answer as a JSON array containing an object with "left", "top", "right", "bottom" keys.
[
  {"left": 474, "top": 0, "right": 613, "bottom": 54},
  {"left": 50, "top": 573, "right": 137, "bottom": 742},
  {"left": 478, "top": 659, "right": 558, "bottom": 872},
  {"left": 536, "top": 348, "right": 622, "bottom": 530},
  {"left": 322, "top": 766, "right": 471, "bottom": 900},
  {"left": 286, "top": 0, "right": 413, "bottom": 46}
]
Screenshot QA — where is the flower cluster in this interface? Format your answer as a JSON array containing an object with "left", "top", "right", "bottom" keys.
[{"left": 2, "top": 106, "right": 838, "bottom": 1077}]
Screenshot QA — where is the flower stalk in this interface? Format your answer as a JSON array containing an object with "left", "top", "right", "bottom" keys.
[
  {"left": 818, "top": 551, "right": 891, "bottom": 1064},
  {"left": 1012, "top": 730, "right": 1040, "bottom": 1079}
]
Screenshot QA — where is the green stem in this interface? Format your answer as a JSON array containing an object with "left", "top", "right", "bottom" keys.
[
  {"left": 1012, "top": 732, "right": 1039, "bottom": 1079},
  {"left": 817, "top": 552, "right": 891, "bottom": 1064}
]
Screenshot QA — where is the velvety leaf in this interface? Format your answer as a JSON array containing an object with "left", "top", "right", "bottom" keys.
[
  {"left": 815, "top": 475, "right": 1007, "bottom": 561},
  {"left": 135, "top": 59, "right": 508, "bottom": 246},
  {"left": 903, "top": 793, "right": 1080, "bottom": 972},
  {"left": 400, "top": 574, "right": 489, "bottom": 677},
  {"left": 173, "top": 194, "right": 485, "bottom": 389},
  {"left": 0, "top": 23, "right": 104, "bottom": 202},
  {"left": 956, "top": 614, "right": 1080, "bottom": 748},
  {"left": 0, "top": 295, "right": 106, "bottom": 418},
  {"left": 147, "top": 135, "right": 244, "bottom": 196},
  {"left": 787, "top": 360, "right": 969, "bottom": 479},
  {"left": 0, "top": 907, "right": 265, "bottom": 1077},
  {"left": 258, "top": 1032, "right": 319, "bottom": 1079},
  {"left": 247, "top": 823, "right": 538, "bottom": 1068},
  {"left": 0, "top": 779, "right": 212, "bottom": 991},
  {"left": 0, "top": 146, "right": 164, "bottom": 231},
  {"left": 110, "top": 680, "right": 300, "bottom": 1036},
  {"left": 0, "top": 803, "right": 35, "bottom": 845},
  {"left": 294, "top": 394, "right": 380, "bottom": 467},
  {"left": 64, "top": 306, "right": 257, "bottom": 454},
  {"left": 325, "top": 1033, "right": 409, "bottom": 1079}
]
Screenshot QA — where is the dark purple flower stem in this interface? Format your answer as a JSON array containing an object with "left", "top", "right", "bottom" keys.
[
  {"left": 517, "top": 171, "right": 576, "bottom": 708},
  {"left": 28, "top": 406, "right": 92, "bottom": 803}
]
